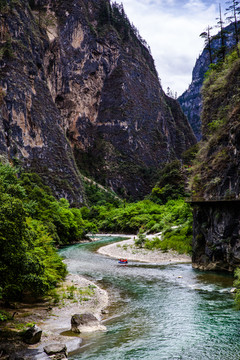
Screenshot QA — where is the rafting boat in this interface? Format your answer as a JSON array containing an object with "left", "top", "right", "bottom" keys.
[{"left": 118, "top": 259, "right": 128, "bottom": 264}]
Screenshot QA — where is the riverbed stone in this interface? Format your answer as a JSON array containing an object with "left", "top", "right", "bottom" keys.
[
  {"left": 71, "top": 313, "right": 106, "bottom": 333},
  {"left": 44, "top": 344, "right": 67, "bottom": 356},
  {"left": 23, "top": 325, "right": 42, "bottom": 345},
  {"left": 101, "top": 309, "right": 109, "bottom": 314}
]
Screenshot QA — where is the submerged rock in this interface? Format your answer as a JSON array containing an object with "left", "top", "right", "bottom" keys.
[{"left": 71, "top": 313, "right": 106, "bottom": 334}]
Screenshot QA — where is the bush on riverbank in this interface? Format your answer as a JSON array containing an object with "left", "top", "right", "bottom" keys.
[
  {"left": 144, "top": 219, "right": 192, "bottom": 254},
  {"left": 82, "top": 198, "right": 193, "bottom": 254}
]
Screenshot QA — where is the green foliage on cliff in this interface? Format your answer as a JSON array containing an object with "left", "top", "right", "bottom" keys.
[
  {"left": 83, "top": 180, "right": 122, "bottom": 207},
  {"left": 0, "top": 0, "right": 8, "bottom": 11},
  {"left": 18, "top": 172, "right": 97, "bottom": 244},
  {"left": 148, "top": 160, "right": 187, "bottom": 204},
  {"left": 190, "top": 45, "right": 240, "bottom": 198},
  {"left": 0, "top": 163, "right": 95, "bottom": 301},
  {"left": 97, "top": 1, "right": 149, "bottom": 47}
]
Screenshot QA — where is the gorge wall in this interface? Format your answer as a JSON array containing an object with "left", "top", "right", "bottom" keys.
[
  {"left": 178, "top": 22, "right": 238, "bottom": 141},
  {"left": 0, "top": 0, "right": 196, "bottom": 201},
  {"left": 191, "top": 48, "right": 240, "bottom": 271}
]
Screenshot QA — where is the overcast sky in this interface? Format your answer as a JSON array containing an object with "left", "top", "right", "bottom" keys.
[{"left": 117, "top": 0, "right": 227, "bottom": 96}]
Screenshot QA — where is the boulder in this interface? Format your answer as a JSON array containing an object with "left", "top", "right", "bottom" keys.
[
  {"left": 44, "top": 344, "right": 67, "bottom": 360},
  {"left": 101, "top": 309, "right": 109, "bottom": 315},
  {"left": 71, "top": 313, "right": 106, "bottom": 334},
  {"left": 23, "top": 325, "right": 42, "bottom": 345}
]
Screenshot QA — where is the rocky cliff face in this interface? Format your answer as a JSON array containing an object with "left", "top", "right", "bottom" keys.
[
  {"left": 192, "top": 203, "right": 240, "bottom": 272},
  {"left": 0, "top": 0, "right": 86, "bottom": 205},
  {"left": 191, "top": 49, "right": 240, "bottom": 271},
  {"left": 0, "top": 0, "right": 196, "bottom": 201},
  {"left": 178, "top": 23, "right": 237, "bottom": 141}
]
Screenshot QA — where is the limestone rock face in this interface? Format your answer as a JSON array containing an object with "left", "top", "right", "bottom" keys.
[
  {"left": 0, "top": 0, "right": 196, "bottom": 200},
  {"left": 0, "top": 0, "right": 86, "bottom": 205}
]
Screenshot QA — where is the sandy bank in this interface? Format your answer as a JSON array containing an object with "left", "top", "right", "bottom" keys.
[
  {"left": 2, "top": 273, "right": 109, "bottom": 359},
  {"left": 97, "top": 234, "right": 191, "bottom": 264},
  {"left": 35, "top": 273, "right": 108, "bottom": 352}
]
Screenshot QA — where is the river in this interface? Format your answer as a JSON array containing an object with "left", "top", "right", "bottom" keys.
[{"left": 59, "top": 235, "right": 240, "bottom": 360}]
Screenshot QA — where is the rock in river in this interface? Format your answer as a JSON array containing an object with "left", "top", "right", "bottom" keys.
[
  {"left": 71, "top": 313, "right": 106, "bottom": 334},
  {"left": 23, "top": 325, "right": 42, "bottom": 345}
]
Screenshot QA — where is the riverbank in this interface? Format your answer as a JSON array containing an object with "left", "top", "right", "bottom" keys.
[
  {"left": 0, "top": 234, "right": 191, "bottom": 359},
  {"left": 97, "top": 234, "right": 191, "bottom": 264},
  {"left": 0, "top": 273, "right": 109, "bottom": 359}
]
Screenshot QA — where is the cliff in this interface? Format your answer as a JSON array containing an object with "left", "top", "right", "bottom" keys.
[
  {"left": 178, "top": 22, "right": 238, "bottom": 141},
  {"left": 0, "top": 0, "right": 196, "bottom": 201},
  {"left": 190, "top": 47, "right": 240, "bottom": 271}
]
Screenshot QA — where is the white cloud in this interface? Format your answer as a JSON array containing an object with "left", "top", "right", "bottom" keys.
[{"left": 118, "top": 0, "right": 226, "bottom": 95}]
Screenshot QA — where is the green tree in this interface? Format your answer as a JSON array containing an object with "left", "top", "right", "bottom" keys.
[
  {"left": 0, "top": 191, "right": 67, "bottom": 300},
  {"left": 0, "top": 0, "right": 7, "bottom": 11},
  {"left": 98, "top": 0, "right": 112, "bottom": 27},
  {"left": 200, "top": 26, "right": 213, "bottom": 63},
  {"left": 150, "top": 160, "right": 186, "bottom": 204},
  {"left": 134, "top": 228, "right": 147, "bottom": 248},
  {"left": 225, "top": 0, "right": 240, "bottom": 57},
  {"left": 216, "top": 4, "right": 227, "bottom": 61}
]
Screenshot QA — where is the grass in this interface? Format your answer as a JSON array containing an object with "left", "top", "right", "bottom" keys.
[{"left": 49, "top": 283, "right": 96, "bottom": 305}]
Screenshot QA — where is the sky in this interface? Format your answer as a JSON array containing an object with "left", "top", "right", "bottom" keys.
[{"left": 116, "top": 0, "right": 227, "bottom": 96}]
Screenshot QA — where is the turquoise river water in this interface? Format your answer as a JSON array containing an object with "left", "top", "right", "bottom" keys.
[{"left": 59, "top": 236, "right": 240, "bottom": 360}]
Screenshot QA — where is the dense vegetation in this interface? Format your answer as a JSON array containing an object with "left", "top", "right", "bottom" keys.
[
  {"left": 98, "top": 0, "right": 151, "bottom": 51},
  {"left": 83, "top": 199, "right": 192, "bottom": 254},
  {"left": 0, "top": 159, "right": 193, "bottom": 304},
  {"left": 0, "top": 163, "right": 96, "bottom": 301},
  {"left": 82, "top": 160, "right": 193, "bottom": 254}
]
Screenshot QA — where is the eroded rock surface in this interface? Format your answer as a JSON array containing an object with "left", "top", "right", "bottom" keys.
[{"left": 0, "top": 0, "right": 195, "bottom": 200}]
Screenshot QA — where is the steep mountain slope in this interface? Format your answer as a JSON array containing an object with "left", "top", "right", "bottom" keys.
[
  {"left": 0, "top": 0, "right": 196, "bottom": 200},
  {"left": 190, "top": 48, "right": 240, "bottom": 271},
  {"left": 0, "top": 0, "right": 86, "bottom": 205},
  {"left": 178, "top": 23, "right": 237, "bottom": 141}
]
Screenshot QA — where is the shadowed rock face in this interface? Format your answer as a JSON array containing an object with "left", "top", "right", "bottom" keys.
[
  {"left": 0, "top": 0, "right": 196, "bottom": 200},
  {"left": 0, "top": 0, "right": 86, "bottom": 205},
  {"left": 178, "top": 22, "right": 238, "bottom": 141},
  {"left": 190, "top": 45, "right": 240, "bottom": 272},
  {"left": 192, "top": 203, "right": 240, "bottom": 272}
]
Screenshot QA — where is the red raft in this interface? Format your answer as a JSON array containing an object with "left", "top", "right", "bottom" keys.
[{"left": 118, "top": 259, "right": 128, "bottom": 264}]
